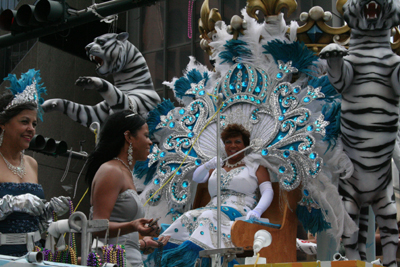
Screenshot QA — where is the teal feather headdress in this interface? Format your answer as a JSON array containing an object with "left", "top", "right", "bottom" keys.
[
  {"left": 173, "top": 70, "right": 209, "bottom": 100},
  {"left": 3, "top": 69, "right": 47, "bottom": 121},
  {"left": 219, "top": 39, "right": 252, "bottom": 64},
  {"left": 147, "top": 99, "right": 176, "bottom": 138},
  {"left": 263, "top": 40, "right": 319, "bottom": 76}
]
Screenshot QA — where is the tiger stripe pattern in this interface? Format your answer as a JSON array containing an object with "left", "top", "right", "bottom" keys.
[
  {"left": 42, "top": 32, "right": 161, "bottom": 127},
  {"left": 320, "top": 1, "right": 400, "bottom": 266}
]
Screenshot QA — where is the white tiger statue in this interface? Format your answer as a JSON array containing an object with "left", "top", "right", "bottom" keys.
[
  {"left": 320, "top": 0, "right": 400, "bottom": 266},
  {"left": 42, "top": 32, "right": 161, "bottom": 127}
]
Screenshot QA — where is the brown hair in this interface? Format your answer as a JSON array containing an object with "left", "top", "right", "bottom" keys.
[{"left": 221, "top": 123, "right": 250, "bottom": 146}]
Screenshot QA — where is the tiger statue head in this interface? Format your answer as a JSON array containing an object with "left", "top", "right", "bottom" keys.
[
  {"left": 85, "top": 32, "right": 130, "bottom": 76},
  {"left": 343, "top": 0, "right": 400, "bottom": 30}
]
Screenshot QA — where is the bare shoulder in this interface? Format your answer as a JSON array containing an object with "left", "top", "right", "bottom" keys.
[
  {"left": 24, "top": 154, "right": 38, "bottom": 167},
  {"left": 23, "top": 154, "right": 39, "bottom": 183},
  {"left": 93, "top": 160, "right": 124, "bottom": 188}
]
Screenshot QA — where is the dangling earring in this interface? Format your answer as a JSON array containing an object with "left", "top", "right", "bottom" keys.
[
  {"left": 0, "top": 129, "right": 4, "bottom": 147},
  {"left": 128, "top": 142, "right": 133, "bottom": 166}
]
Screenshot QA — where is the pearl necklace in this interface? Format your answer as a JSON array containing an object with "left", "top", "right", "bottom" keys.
[
  {"left": 225, "top": 160, "right": 244, "bottom": 168},
  {"left": 0, "top": 151, "right": 25, "bottom": 179},
  {"left": 114, "top": 157, "right": 134, "bottom": 178}
]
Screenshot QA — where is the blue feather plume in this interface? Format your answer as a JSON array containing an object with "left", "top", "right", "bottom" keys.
[
  {"left": 296, "top": 205, "right": 331, "bottom": 235},
  {"left": 147, "top": 99, "right": 175, "bottom": 138},
  {"left": 219, "top": 39, "right": 252, "bottom": 64},
  {"left": 263, "top": 40, "right": 319, "bottom": 76},
  {"left": 308, "top": 76, "right": 340, "bottom": 102},
  {"left": 321, "top": 101, "right": 341, "bottom": 152},
  {"left": 174, "top": 70, "right": 209, "bottom": 100},
  {"left": 157, "top": 240, "right": 237, "bottom": 267},
  {"left": 133, "top": 145, "right": 157, "bottom": 185},
  {"left": 3, "top": 69, "right": 47, "bottom": 121}
]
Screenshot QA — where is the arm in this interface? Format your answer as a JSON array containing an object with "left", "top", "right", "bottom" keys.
[
  {"left": 246, "top": 166, "right": 273, "bottom": 220},
  {"left": 0, "top": 194, "right": 45, "bottom": 220},
  {"left": 319, "top": 44, "right": 353, "bottom": 94},
  {"left": 75, "top": 77, "right": 131, "bottom": 112},
  {"left": 91, "top": 163, "right": 154, "bottom": 238},
  {"left": 193, "top": 157, "right": 220, "bottom": 183},
  {"left": 41, "top": 99, "right": 111, "bottom": 127},
  {"left": 391, "top": 63, "right": 400, "bottom": 96}
]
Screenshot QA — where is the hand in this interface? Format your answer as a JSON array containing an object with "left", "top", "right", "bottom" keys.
[
  {"left": 75, "top": 76, "right": 103, "bottom": 90},
  {"left": 204, "top": 156, "right": 223, "bottom": 170},
  {"left": 48, "top": 196, "right": 70, "bottom": 216},
  {"left": 143, "top": 235, "right": 170, "bottom": 248},
  {"left": 132, "top": 218, "right": 158, "bottom": 236},
  {"left": 246, "top": 210, "right": 261, "bottom": 220}
]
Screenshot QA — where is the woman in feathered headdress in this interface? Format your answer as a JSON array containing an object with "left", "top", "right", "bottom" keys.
[{"left": 0, "top": 69, "right": 69, "bottom": 256}]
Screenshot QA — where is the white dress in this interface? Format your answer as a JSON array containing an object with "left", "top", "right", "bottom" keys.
[{"left": 158, "top": 161, "right": 260, "bottom": 266}]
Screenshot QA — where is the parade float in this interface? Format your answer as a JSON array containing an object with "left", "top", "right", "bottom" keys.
[{"left": 1, "top": 0, "right": 400, "bottom": 266}]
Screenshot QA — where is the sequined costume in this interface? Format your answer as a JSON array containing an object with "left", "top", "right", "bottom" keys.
[
  {"left": 0, "top": 182, "right": 45, "bottom": 256},
  {"left": 158, "top": 158, "right": 261, "bottom": 266},
  {"left": 90, "top": 189, "right": 145, "bottom": 267}
]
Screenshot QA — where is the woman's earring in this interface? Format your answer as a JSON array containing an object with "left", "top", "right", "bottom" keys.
[
  {"left": 128, "top": 142, "right": 133, "bottom": 166},
  {"left": 0, "top": 129, "right": 4, "bottom": 147}
]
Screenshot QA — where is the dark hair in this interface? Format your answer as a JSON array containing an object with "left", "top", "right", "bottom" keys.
[
  {"left": 85, "top": 110, "right": 146, "bottom": 192},
  {"left": 0, "top": 91, "right": 37, "bottom": 127},
  {"left": 221, "top": 123, "right": 250, "bottom": 147}
]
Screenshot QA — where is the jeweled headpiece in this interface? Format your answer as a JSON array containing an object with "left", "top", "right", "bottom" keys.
[{"left": 3, "top": 69, "right": 47, "bottom": 120}]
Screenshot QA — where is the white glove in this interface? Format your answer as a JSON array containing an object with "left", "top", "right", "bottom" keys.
[
  {"left": 204, "top": 157, "right": 222, "bottom": 170},
  {"left": 0, "top": 193, "right": 45, "bottom": 220},
  {"left": 246, "top": 181, "right": 274, "bottom": 220},
  {"left": 38, "top": 196, "right": 70, "bottom": 233},
  {"left": 193, "top": 157, "right": 223, "bottom": 183},
  {"left": 46, "top": 196, "right": 70, "bottom": 216}
]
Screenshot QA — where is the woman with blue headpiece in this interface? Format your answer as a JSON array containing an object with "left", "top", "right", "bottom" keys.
[{"left": 0, "top": 69, "right": 70, "bottom": 256}]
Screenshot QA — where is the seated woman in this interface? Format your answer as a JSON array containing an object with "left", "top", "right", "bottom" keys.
[
  {"left": 158, "top": 123, "right": 274, "bottom": 267},
  {"left": 86, "top": 110, "right": 169, "bottom": 267},
  {"left": 0, "top": 69, "right": 69, "bottom": 256}
]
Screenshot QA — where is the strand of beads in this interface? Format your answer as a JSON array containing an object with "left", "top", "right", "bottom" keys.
[
  {"left": 68, "top": 200, "right": 77, "bottom": 254},
  {"left": 102, "top": 244, "right": 126, "bottom": 267},
  {"left": 51, "top": 200, "right": 77, "bottom": 265},
  {"left": 187, "top": 0, "right": 193, "bottom": 39},
  {"left": 155, "top": 240, "right": 164, "bottom": 267},
  {"left": 87, "top": 250, "right": 102, "bottom": 267},
  {"left": 34, "top": 246, "right": 53, "bottom": 261},
  {"left": 54, "top": 246, "right": 77, "bottom": 264}
]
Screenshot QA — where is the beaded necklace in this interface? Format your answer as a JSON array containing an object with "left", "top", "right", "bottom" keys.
[
  {"left": 102, "top": 244, "right": 126, "bottom": 267},
  {"left": 114, "top": 157, "right": 134, "bottom": 178},
  {"left": 53, "top": 200, "right": 77, "bottom": 265},
  {"left": 0, "top": 151, "right": 25, "bottom": 178},
  {"left": 225, "top": 159, "right": 244, "bottom": 168},
  {"left": 87, "top": 251, "right": 102, "bottom": 267}
]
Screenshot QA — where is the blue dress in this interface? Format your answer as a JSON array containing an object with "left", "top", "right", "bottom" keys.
[{"left": 0, "top": 182, "right": 45, "bottom": 256}]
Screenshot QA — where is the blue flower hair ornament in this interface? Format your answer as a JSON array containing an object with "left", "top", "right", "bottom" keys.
[{"left": 3, "top": 69, "right": 47, "bottom": 121}]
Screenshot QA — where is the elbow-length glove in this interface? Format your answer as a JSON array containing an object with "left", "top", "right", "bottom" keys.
[
  {"left": 39, "top": 196, "right": 71, "bottom": 233},
  {"left": 0, "top": 193, "right": 46, "bottom": 221},
  {"left": 246, "top": 181, "right": 274, "bottom": 220},
  {"left": 193, "top": 157, "right": 222, "bottom": 183}
]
